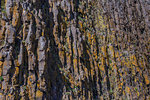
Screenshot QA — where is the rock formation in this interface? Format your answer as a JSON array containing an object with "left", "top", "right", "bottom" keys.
[{"left": 0, "top": 0, "right": 149, "bottom": 100}]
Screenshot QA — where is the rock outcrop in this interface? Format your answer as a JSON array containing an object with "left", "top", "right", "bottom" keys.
[{"left": 0, "top": 0, "right": 149, "bottom": 100}]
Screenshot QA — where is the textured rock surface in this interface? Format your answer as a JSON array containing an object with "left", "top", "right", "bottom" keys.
[{"left": 0, "top": 0, "right": 150, "bottom": 100}]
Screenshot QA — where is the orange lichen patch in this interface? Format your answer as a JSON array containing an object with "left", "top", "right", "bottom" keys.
[
  {"left": 1, "top": 19, "right": 6, "bottom": 27},
  {"left": 68, "top": 45, "right": 71, "bottom": 52},
  {"left": 12, "top": 6, "right": 21, "bottom": 27},
  {"left": 92, "top": 48, "right": 98, "bottom": 60},
  {"left": 69, "top": 80, "right": 75, "bottom": 86},
  {"left": 94, "top": 54, "right": 98, "bottom": 61},
  {"left": 101, "top": 57, "right": 105, "bottom": 66},
  {"left": 101, "top": 46, "right": 107, "bottom": 57},
  {"left": 42, "top": 32, "right": 44, "bottom": 36},
  {"left": 37, "top": 82, "right": 40, "bottom": 88},
  {"left": 73, "top": 58, "right": 77, "bottom": 65},
  {"left": 110, "top": 63, "right": 114, "bottom": 67},
  {"left": 66, "top": 36, "right": 70, "bottom": 44},
  {"left": 135, "top": 78, "right": 138, "bottom": 83},
  {"left": 137, "top": 91, "right": 140, "bottom": 97},
  {"left": 0, "top": 30, "right": 4, "bottom": 40},
  {"left": 28, "top": 75, "right": 33, "bottom": 85},
  {"left": 139, "top": 58, "right": 145, "bottom": 68},
  {"left": 57, "top": 43, "right": 61, "bottom": 49},
  {"left": 115, "top": 51, "right": 119, "bottom": 58},
  {"left": 120, "top": 82, "right": 123, "bottom": 86},
  {"left": 3, "top": 61, "right": 11, "bottom": 69},
  {"left": 27, "top": 13, "right": 32, "bottom": 21},
  {"left": 136, "top": 67, "right": 140, "bottom": 72},
  {"left": 88, "top": 33, "right": 92, "bottom": 44},
  {"left": 125, "top": 86, "right": 130, "bottom": 93},
  {"left": 99, "top": 65, "right": 105, "bottom": 72},
  {"left": 7, "top": 94, "right": 13, "bottom": 97},
  {"left": 68, "top": 74, "right": 74, "bottom": 81},
  {"left": 144, "top": 75, "right": 150, "bottom": 85},
  {"left": 113, "top": 64, "right": 117, "bottom": 70},
  {"left": 0, "top": 61, "right": 3, "bottom": 66},
  {"left": 124, "top": 71, "right": 127, "bottom": 76},
  {"left": 132, "top": 69, "right": 136, "bottom": 75},
  {"left": 64, "top": 17, "right": 67, "bottom": 22},
  {"left": 103, "top": 76, "right": 107, "bottom": 82},
  {"left": 122, "top": 90, "right": 126, "bottom": 96},
  {"left": 15, "top": 60, "right": 20, "bottom": 67},
  {"left": 0, "top": 68, "right": 2, "bottom": 75},
  {"left": 109, "top": 45, "right": 115, "bottom": 58},
  {"left": 67, "top": 55, "right": 71, "bottom": 64},
  {"left": 130, "top": 55, "right": 138, "bottom": 66},
  {"left": 79, "top": 21, "right": 83, "bottom": 28},
  {"left": 16, "top": 67, "right": 20, "bottom": 74},
  {"left": 73, "top": 59, "right": 78, "bottom": 73},
  {"left": 90, "top": 69, "right": 94, "bottom": 78},
  {"left": 36, "top": 90, "right": 43, "bottom": 98},
  {"left": 59, "top": 50, "right": 65, "bottom": 57},
  {"left": 72, "top": 47, "right": 76, "bottom": 55},
  {"left": 124, "top": 60, "right": 131, "bottom": 68},
  {"left": 92, "top": 35, "right": 96, "bottom": 42},
  {"left": 79, "top": 7, "right": 83, "bottom": 13},
  {"left": 84, "top": 67, "right": 88, "bottom": 78},
  {"left": 23, "top": 26, "right": 28, "bottom": 40}
]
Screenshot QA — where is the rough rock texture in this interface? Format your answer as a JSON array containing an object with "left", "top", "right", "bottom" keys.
[{"left": 0, "top": 0, "right": 150, "bottom": 100}]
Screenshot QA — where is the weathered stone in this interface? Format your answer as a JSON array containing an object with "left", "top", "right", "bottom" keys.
[
  {"left": 0, "top": 0, "right": 149, "bottom": 100},
  {"left": 38, "top": 36, "right": 46, "bottom": 51},
  {"left": 28, "top": 52, "right": 36, "bottom": 71},
  {"left": 5, "top": 24, "right": 15, "bottom": 44},
  {"left": 5, "top": 0, "right": 13, "bottom": 20}
]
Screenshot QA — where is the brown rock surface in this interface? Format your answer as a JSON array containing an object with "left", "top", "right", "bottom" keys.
[{"left": 0, "top": 0, "right": 149, "bottom": 100}]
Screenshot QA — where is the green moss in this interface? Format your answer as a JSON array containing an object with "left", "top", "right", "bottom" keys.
[
  {"left": 0, "top": 76, "right": 4, "bottom": 81},
  {"left": 23, "top": 86, "right": 26, "bottom": 90},
  {"left": 109, "top": 89, "right": 113, "bottom": 94},
  {"left": 22, "top": 40, "right": 26, "bottom": 44},
  {"left": 134, "top": 87, "right": 138, "bottom": 92},
  {"left": 1, "top": 0, "right": 5, "bottom": 8},
  {"left": 0, "top": 40, "right": 4, "bottom": 46},
  {"left": 1, "top": 0, "right": 6, "bottom": 14}
]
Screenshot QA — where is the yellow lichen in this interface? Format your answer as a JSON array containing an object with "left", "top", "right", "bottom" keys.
[
  {"left": 15, "top": 60, "right": 20, "bottom": 67},
  {"left": 84, "top": 67, "right": 88, "bottom": 78},
  {"left": 79, "top": 21, "right": 83, "bottom": 28},
  {"left": 36, "top": 90, "right": 43, "bottom": 98},
  {"left": 144, "top": 75, "right": 150, "bottom": 85},
  {"left": 0, "top": 61, "right": 3, "bottom": 66},
  {"left": 101, "top": 57, "right": 105, "bottom": 66},
  {"left": 100, "top": 65, "right": 105, "bottom": 72},
  {"left": 42, "top": 32, "right": 44, "bottom": 36},
  {"left": 131, "top": 55, "right": 138, "bottom": 66},
  {"left": 15, "top": 67, "right": 19, "bottom": 74},
  {"left": 109, "top": 45, "right": 115, "bottom": 58},
  {"left": 116, "top": 51, "right": 119, "bottom": 58},
  {"left": 12, "top": 6, "right": 20, "bottom": 27},
  {"left": 126, "top": 86, "right": 130, "bottom": 93},
  {"left": 137, "top": 91, "right": 140, "bottom": 97},
  {"left": 101, "top": 46, "right": 107, "bottom": 57}
]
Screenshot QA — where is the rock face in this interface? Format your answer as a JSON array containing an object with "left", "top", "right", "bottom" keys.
[{"left": 0, "top": 0, "right": 150, "bottom": 100}]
